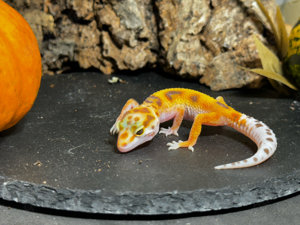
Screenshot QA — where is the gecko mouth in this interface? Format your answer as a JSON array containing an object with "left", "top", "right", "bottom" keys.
[
  {"left": 117, "top": 139, "right": 134, "bottom": 152},
  {"left": 117, "top": 132, "right": 155, "bottom": 153},
  {"left": 117, "top": 142, "right": 133, "bottom": 152}
]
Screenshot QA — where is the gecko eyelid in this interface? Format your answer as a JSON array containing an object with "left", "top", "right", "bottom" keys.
[{"left": 136, "top": 128, "right": 144, "bottom": 136}]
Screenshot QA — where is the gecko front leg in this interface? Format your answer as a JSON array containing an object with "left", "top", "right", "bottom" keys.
[
  {"left": 110, "top": 98, "right": 139, "bottom": 134},
  {"left": 159, "top": 105, "right": 185, "bottom": 136},
  {"left": 167, "top": 112, "right": 222, "bottom": 152}
]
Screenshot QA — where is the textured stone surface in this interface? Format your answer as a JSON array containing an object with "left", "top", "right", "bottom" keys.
[
  {"left": 3, "top": 0, "right": 279, "bottom": 90},
  {"left": 0, "top": 72, "right": 300, "bottom": 215},
  {"left": 1, "top": 173, "right": 300, "bottom": 214}
]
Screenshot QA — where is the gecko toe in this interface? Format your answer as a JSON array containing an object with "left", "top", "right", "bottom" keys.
[
  {"left": 167, "top": 140, "right": 183, "bottom": 150},
  {"left": 159, "top": 127, "right": 179, "bottom": 136},
  {"left": 110, "top": 126, "right": 119, "bottom": 135},
  {"left": 188, "top": 146, "right": 194, "bottom": 152}
]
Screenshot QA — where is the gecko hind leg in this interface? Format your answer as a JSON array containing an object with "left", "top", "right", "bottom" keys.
[{"left": 216, "top": 96, "right": 228, "bottom": 106}]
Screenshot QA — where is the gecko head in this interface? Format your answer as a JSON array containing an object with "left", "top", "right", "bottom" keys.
[{"left": 117, "top": 107, "right": 159, "bottom": 152}]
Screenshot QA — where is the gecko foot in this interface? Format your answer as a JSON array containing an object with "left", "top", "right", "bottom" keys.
[
  {"left": 167, "top": 140, "right": 183, "bottom": 150},
  {"left": 167, "top": 140, "right": 194, "bottom": 152},
  {"left": 110, "top": 122, "right": 119, "bottom": 135},
  {"left": 159, "top": 127, "right": 179, "bottom": 136}
]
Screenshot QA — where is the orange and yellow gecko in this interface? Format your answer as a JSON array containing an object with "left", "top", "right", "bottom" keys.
[{"left": 110, "top": 88, "right": 277, "bottom": 169}]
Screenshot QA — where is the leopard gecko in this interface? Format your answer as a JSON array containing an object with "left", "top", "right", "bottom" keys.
[{"left": 110, "top": 88, "right": 277, "bottom": 169}]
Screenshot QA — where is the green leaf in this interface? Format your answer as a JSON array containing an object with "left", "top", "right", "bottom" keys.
[
  {"left": 275, "top": 7, "right": 289, "bottom": 58},
  {"left": 240, "top": 67, "right": 298, "bottom": 90},
  {"left": 253, "top": 36, "right": 283, "bottom": 74},
  {"left": 255, "top": 0, "right": 280, "bottom": 50}
]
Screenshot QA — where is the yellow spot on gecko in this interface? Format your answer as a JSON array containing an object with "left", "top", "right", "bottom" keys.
[
  {"left": 130, "top": 136, "right": 135, "bottom": 142},
  {"left": 120, "top": 132, "right": 128, "bottom": 139}
]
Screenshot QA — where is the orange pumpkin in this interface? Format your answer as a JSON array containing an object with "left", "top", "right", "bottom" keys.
[{"left": 0, "top": 0, "right": 42, "bottom": 132}]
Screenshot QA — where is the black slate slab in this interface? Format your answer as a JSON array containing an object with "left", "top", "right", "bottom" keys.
[{"left": 0, "top": 71, "right": 300, "bottom": 214}]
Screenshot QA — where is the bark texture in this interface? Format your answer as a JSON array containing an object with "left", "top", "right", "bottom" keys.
[{"left": 4, "top": 0, "right": 277, "bottom": 90}]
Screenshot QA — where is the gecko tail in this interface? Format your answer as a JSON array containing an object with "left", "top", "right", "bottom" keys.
[{"left": 214, "top": 114, "right": 277, "bottom": 170}]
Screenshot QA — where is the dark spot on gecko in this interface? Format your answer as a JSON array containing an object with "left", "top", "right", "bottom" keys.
[
  {"left": 266, "top": 138, "right": 274, "bottom": 142},
  {"left": 243, "top": 160, "right": 248, "bottom": 162},
  {"left": 165, "top": 91, "right": 182, "bottom": 101},
  {"left": 134, "top": 117, "right": 140, "bottom": 121},
  {"left": 216, "top": 101, "right": 229, "bottom": 109},
  {"left": 264, "top": 148, "right": 270, "bottom": 154},
  {"left": 127, "top": 121, "right": 132, "bottom": 125},
  {"left": 133, "top": 108, "right": 150, "bottom": 114},
  {"left": 266, "top": 129, "right": 271, "bottom": 132},
  {"left": 233, "top": 115, "right": 238, "bottom": 122},
  {"left": 143, "top": 115, "right": 155, "bottom": 127},
  {"left": 231, "top": 163, "right": 235, "bottom": 166},
  {"left": 266, "top": 131, "right": 272, "bottom": 135},
  {"left": 145, "top": 98, "right": 153, "bottom": 104},
  {"left": 151, "top": 105, "right": 158, "bottom": 109},
  {"left": 128, "top": 116, "right": 132, "bottom": 120},
  {"left": 254, "top": 157, "right": 258, "bottom": 162},
  {"left": 142, "top": 108, "right": 150, "bottom": 113},
  {"left": 145, "top": 95, "right": 162, "bottom": 107},
  {"left": 190, "top": 95, "right": 198, "bottom": 102},
  {"left": 255, "top": 124, "right": 263, "bottom": 128},
  {"left": 151, "top": 125, "right": 155, "bottom": 129}
]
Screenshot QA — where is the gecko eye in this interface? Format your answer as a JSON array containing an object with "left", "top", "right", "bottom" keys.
[{"left": 136, "top": 128, "right": 144, "bottom": 136}]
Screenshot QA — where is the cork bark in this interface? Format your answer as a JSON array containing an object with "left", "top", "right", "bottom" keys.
[{"left": 4, "top": 0, "right": 277, "bottom": 91}]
